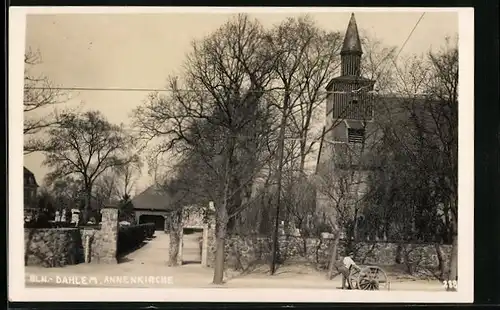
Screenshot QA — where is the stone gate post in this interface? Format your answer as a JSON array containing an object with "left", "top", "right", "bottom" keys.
[{"left": 96, "top": 205, "right": 119, "bottom": 263}]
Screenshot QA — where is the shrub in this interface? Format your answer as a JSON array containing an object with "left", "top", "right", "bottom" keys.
[{"left": 117, "top": 223, "right": 155, "bottom": 255}]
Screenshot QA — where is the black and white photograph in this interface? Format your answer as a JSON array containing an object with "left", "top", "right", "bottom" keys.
[{"left": 9, "top": 7, "right": 474, "bottom": 303}]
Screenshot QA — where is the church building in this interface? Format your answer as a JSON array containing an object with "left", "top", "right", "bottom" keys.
[
  {"left": 316, "top": 13, "right": 380, "bottom": 207},
  {"left": 314, "top": 13, "right": 431, "bottom": 240}
]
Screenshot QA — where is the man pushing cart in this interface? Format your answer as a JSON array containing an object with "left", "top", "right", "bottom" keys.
[
  {"left": 335, "top": 252, "right": 390, "bottom": 290},
  {"left": 336, "top": 252, "right": 360, "bottom": 290}
]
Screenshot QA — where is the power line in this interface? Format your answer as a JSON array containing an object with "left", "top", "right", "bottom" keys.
[
  {"left": 25, "top": 14, "right": 427, "bottom": 98},
  {"left": 25, "top": 86, "right": 380, "bottom": 96},
  {"left": 36, "top": 13, "right": 431, "bottom": 143},
  {"left": 30, "top": 87, "right": 168, "bottom": 93},
  {"left": 395, "top": 12, "right": 426, "bottom": 60},
  {"left": 374, "top": 12, "right": 426, "bottom": 86},
  {"left": 25, "top": 13, "right": 427, "bottom": 97}
]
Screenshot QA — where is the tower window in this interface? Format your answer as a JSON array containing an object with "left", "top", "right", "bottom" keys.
[{"left": 348, "top": 128, "right": 365, "bottom": 143}]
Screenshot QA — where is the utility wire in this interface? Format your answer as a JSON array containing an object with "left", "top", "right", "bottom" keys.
[
  {"left": 25, "top": 14, "right": 426, "bottom": 98},
  {"left": 395, "top": 12, "right": 426, "bottom": 60},
  {"left": 31, "top": 13, "right": 430, "bottom": 145},
  {"left": 376, "top": 12, "right": 426, "bottom": 86},
  {"left": 25, "top": 86, "right": 380, "bottom": 96}
]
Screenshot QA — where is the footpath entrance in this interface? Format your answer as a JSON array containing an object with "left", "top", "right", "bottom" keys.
[{"left": 181, "top": 228, "right": 203, "bottom": 264}]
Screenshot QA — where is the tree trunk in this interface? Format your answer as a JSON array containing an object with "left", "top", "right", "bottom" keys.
[
  {"left": 270, "top": 200, "right": 282, "bottom": 274},
  {"left": 302, "top": 236, "right": 307, "bottom": 257},
  {"left": 444, "top": 208, "right": 452, "bottom": 243},
  {"left": 434, "top": 243, "right": 446, "bottom": 281},
  {"left": 83, "top": 185, "right": 92, "bottom": 224},
  {"left": 168, "top": 211, "right": 181, "bottom": 266},
  {"left": 212, "top": 225, "right": 227, "bottom": 284},
  {"left": 403, "top": 245, "right": 413, "bottom": 274},
  {"left": 352, "top": 208, "right": 359, "bottom": 241},
  {"left": 213, "top": 196, "right": 229, "bottom": 284},
  {"left": 227, "top": 216, "right": 236, "bottom": 234},
  {"left": 258, "top": 176, "right": 272, "bottom": 235},
  {"left": 327, "top": 230, "right": 341, "bottom": 280},
  {"left": 212, "top": 137, "right": 234, "bottom": 285},
  {"left": 447, "top": 230, "right": 458, "bottom": 291},
  {"left": 259, "top": 202, "right": 270, "bottom": 235},
  {"left": 299, "top": 140, "right": 307, "bottom": 176},
  {"left": 446, "top": 203, "right": 458, "bottom": 291},
  {"left": 395, "top": 243, "right": 403, "bottom": 264},
  {"left": 270, "top": 99, "right": 289, "bottom": 275},
  {"left": 168, "top": 230, "right": 181, "bottom": 266}
]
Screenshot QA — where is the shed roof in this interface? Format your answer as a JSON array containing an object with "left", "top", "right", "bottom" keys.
[{"left": 131, "top": 184, "right": 176, "bottom": 212}]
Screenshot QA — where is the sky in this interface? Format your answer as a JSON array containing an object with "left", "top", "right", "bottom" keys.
[{"left": 22, "top": 9, "right": 459, "bottom": 194}]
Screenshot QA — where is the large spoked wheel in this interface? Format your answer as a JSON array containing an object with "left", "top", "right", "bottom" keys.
[
  {"left": 347, "top": 266, "right": 362, "bottom": 289},
  {"left": 349, "top": 266, "right": 389, "bottom": 290}
]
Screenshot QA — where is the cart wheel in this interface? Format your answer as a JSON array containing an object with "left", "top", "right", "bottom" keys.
[
  {"left": 348, "top": 266, "right": 362, "bottom": 289},
  {"left": 356, "top": 266, "right": 389, "bottom": 290}
]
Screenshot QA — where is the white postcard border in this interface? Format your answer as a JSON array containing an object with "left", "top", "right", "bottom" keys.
[{"left": 9, "top": 6, "right": 474, "bottom": 303}]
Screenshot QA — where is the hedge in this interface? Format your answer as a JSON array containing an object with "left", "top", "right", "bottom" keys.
[{"left": 117, "top": 223, "right": 155, "bottom": 255}]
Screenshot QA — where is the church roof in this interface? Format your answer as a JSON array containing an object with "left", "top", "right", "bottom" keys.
[
  {"left": 326, "top": 75, "right": 374, "bottom": 90},
  {"left": 341, "top": 13, "right": 363, "bottom": 55},
  {"left": 317, "top": 94, "right": 449, "bottom": 173}
]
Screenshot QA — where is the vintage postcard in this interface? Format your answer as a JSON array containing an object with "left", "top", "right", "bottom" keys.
[{"left": 9, "top": 6, "right": 474, "bottom": 303}]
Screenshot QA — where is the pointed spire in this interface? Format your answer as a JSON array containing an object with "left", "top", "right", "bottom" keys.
[{"left": 341, "top": 13, "right": 363, "bottom": 55}]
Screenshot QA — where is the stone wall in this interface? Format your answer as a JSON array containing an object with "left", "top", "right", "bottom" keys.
[
  {"left": 25, "top": 206, "right": 120, "bottom": 267},
  {"left": 24, "top": 228, "right": 83, "bottom": 267},
  {"left": 208, "top": 235, "right": 452, "bottom": 275}
]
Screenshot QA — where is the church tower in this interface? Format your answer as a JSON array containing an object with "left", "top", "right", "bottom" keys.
[
  {"left": 340, "top": 13, "right": 363, "bottom": 76},
  {"left": 324, "top": 13, "right": 376, "bottom": 144},
  {"left": 315, "top": 13, "right": 376, "bottom": 235}
]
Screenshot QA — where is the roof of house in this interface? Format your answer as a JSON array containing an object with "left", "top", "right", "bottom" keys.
[
  {"left": 131, "top": 184, "right": 176, "bottom": 212},
  {"left": 23, "top": 166, "right": 39, "bottom": 187}
]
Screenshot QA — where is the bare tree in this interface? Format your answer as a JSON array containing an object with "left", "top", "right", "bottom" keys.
[
  {"left": 93, "top": 170, "right": 121, "bottom": 207},
  {"left": 23, "top": 48, "right": 72, "bottom": 154},
  {"left": 133, "top": 14, "right": 278, "bottom": 284},
  {"left": 316, "top": 118, "right": 379, "bottom": 279},
  {"left": 42, "top": 110, "right": 137, "bottom": 223},
  {"left": 114, "top": 157, "right": 143, "bottom": 198},
  {"left": 374, "top": 38, "right": 458, "bottom": 284},
  {"left": 282, "top": 173, "right": 317, "bottom": 233},
  {"left": 422, "top": 40, "right": 458, "bottom": 287},
  {"left": 48, "top": 176, "right": 85, "bottom": 213},
  {"left": 269, "top": 16, "right": 343, "bottom": 173},
  {"left": 359, "top": 31, "right": 398, "bottom": 92},
  {"left": 265, "top": 15, "right": 344, "bottom": 274}
]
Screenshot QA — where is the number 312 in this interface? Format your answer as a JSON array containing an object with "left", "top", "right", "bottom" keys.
[{"left": 443, "top": 280, "right": 458, "bottom": 289}]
